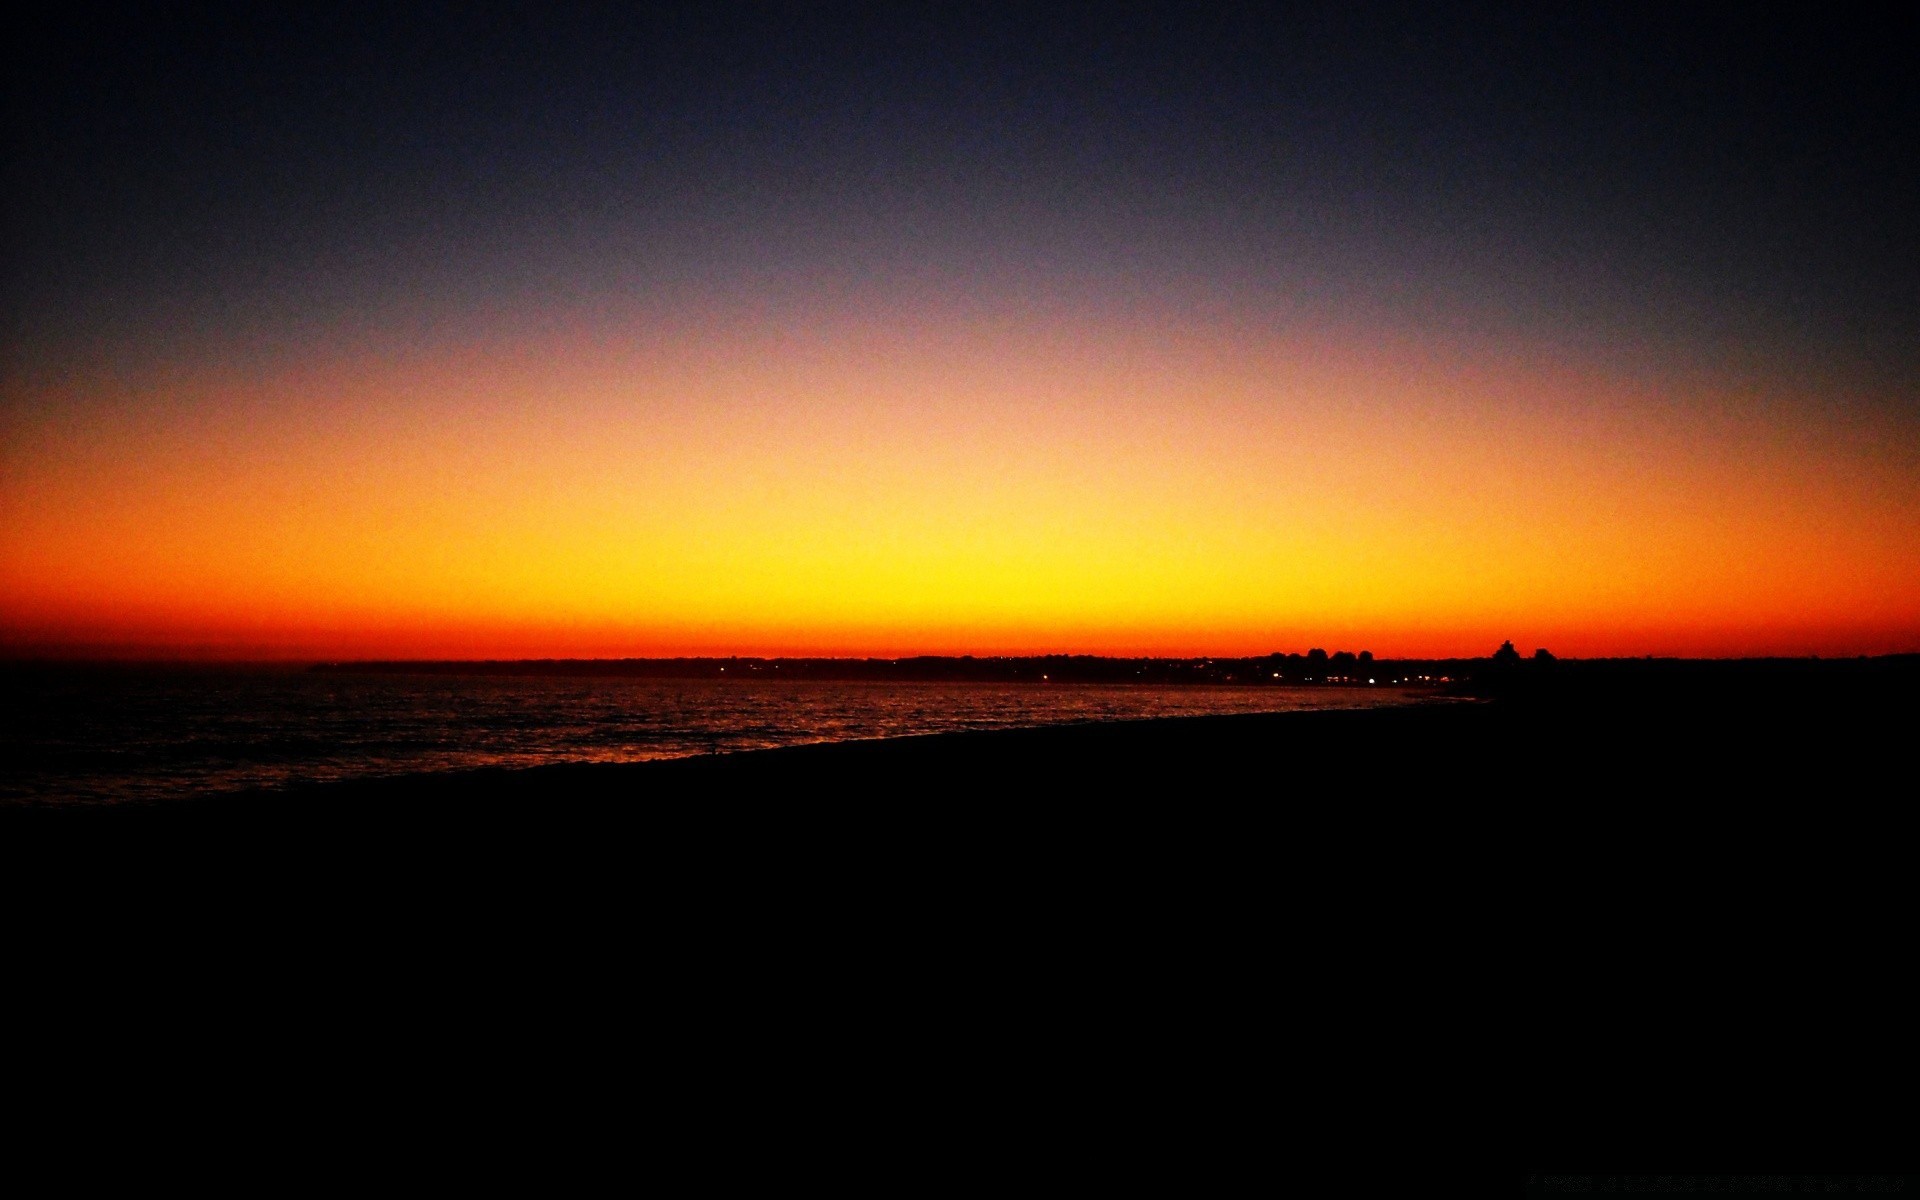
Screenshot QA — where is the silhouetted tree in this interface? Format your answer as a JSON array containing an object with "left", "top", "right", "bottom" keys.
[
  {"left": 1492, "top": 640, "right": 1522, "bottom": 666},
  {"left": 1533, "top": 648, "right": 1556, "bottom": 663},
  {"left": 1358, "top": 650, "right": 1373, "bottom": 664}
]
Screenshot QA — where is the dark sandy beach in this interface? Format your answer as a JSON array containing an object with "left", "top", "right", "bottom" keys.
[
  {"left": 14, "top": 660, "right": 1908, "bottom": 848},
  {"left": 7, "top": 666, "right": 1910, "bottom": 1159}
]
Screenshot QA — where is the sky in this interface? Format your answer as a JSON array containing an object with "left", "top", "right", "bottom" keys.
[{"left": 3, "top": 2, "right": 1916, "bottom": 659}]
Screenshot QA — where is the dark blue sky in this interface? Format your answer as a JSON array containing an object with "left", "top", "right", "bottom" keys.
[{"left": 7, "top": 2, "right": 1916, "bottom": 393}]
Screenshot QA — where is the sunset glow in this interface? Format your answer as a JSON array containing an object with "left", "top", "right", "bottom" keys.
[{"left": 5, "top": 7, "right": 1915, "bottom": 661}]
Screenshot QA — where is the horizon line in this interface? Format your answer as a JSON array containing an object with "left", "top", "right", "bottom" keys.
[{"left": 8, "top": 650, "right": 1919, "bottom": 667}]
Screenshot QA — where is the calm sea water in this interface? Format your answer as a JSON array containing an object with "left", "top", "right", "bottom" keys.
[{"left": 2, "top": 666, "right": 1422, "bottom": 804}]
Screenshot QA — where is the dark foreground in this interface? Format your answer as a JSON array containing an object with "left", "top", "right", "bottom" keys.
[
  {"left": 13, "top": 656, "right": 1911, "bottom": 822},
  {"left": 11, "top": 661, "right": 1912, "bottom": 887},
  {"left": 7, "top": 664, "right": 1911, "bottom": 1160}
]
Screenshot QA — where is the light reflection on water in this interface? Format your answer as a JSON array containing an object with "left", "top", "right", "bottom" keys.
[{"left": 2, "top": 667, "right": 1424, "bottom": 803}]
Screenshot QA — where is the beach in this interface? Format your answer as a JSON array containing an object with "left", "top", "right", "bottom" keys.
[
  {"left": 8, "top": 670, "right": 1909, "bottom": 1161},
  {"left": 16, "top": 659, "right": 1909, "bottom": 836},
  {"left": 11, "top": 659, "right": 1912, "bottom": 928}
]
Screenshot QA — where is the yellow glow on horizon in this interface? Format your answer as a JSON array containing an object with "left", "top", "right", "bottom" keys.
[{"left": 4, "top": 302, "right": 1918, "bottom": 659}]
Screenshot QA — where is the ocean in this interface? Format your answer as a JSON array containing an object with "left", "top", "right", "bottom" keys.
[{"left": 3, "top": 665, "right": 1423, "bottom": 804}]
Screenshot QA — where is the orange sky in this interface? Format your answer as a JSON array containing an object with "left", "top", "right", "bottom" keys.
[
  {"left": 10, "top": 9, "right": 1918, "bottom": 663},
  {"left": 5, "top": 295, "right": 1916, "bottom": 660}
]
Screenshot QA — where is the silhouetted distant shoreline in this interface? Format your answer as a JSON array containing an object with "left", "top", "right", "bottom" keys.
[
  {"left": 307, "top": 650, "right": 1920, "bottom": 692},
  {"left": 310, "top": 652, "right": 1426, "bottom": 686}
]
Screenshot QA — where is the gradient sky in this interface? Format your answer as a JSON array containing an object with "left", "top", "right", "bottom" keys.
[{"left": 4, "top": 2, "right": 1916, "bottom": 658}]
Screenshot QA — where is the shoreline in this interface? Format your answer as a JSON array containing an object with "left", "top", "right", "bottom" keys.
[
  {"left": 11, "top": 678, "right": 1909, "bottom": 1113},
  {"left": 12, "top": 659, "right": 1907, "bottom": 819},
  {"left": 8, "top": 653, "right": 1914, "bottom": 811},
  {"left": 11, "top": 699, "right": 1474, "bottom": 813}
]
